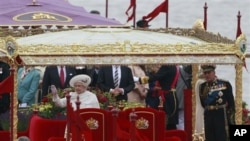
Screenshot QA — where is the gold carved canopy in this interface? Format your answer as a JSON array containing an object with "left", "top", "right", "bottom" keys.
[
  {"left": 0, "top": 25, "right": 247, "bottom": 141},
  {"left": 0, "top": 26, "right": 246, "bottom": 66}
]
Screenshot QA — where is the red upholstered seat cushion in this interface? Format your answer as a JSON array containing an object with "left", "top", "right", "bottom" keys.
[
  {"left": 116, "top": 118, "right": 150, "bottom": 141},
  {"left": 0, "top": 131, "right": 29, "bottom": 141},
  {"left": 165, "top": 136, "right": 182, "bottom": 141},
  {"left": 165, "top": 130, "right": 188, "bottom": 141},
  {"left": 28, "top": 115, "right": 67, "bottom": 141},
  {"left": 48, "top": 137, "right": 66, "bottom": 141},
  {"left": 0, "top": 131, "right": 10, "bottom": 141}
]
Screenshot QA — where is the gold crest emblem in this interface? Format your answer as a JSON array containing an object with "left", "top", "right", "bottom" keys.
[
  {"left": 13, "top": 11, "right": 72, "bottom": 22},
  {"left": 135, "top": 117, "right": 149, "bottom": 129},
  {"left": 85, "top": 117, "right": 99, "bottom": 130}
]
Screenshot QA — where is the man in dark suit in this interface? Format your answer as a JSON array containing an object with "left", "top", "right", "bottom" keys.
[
  {"left": 87, "top": 65, "right": 100, "bottom": 88},
  {"left": 42, "top": 66, "right": 76, "bottom": 97},
  {"left": 139, "top": 65, "right": 179, "bottom": 130},
  {"left": 97, "top": 65, "right": 135, "bottom": 102},
  {"left": 0, "top": 61, "right": 10, "bottom": 130}
]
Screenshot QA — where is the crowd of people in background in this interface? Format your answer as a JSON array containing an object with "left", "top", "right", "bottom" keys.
[
  {"left": 0, "top": 60, "right": 235, "bottom": 141},
  {"left": 0, "top": 61, "right": 188, "bottom": 130}
]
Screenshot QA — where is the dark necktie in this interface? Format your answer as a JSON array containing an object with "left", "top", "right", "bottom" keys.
[
  {"left": 114, "top": 66, "right": 119, "bottom": 87},
  {"left": 60, "top": 66, "right": 65, "bottom": 87}
]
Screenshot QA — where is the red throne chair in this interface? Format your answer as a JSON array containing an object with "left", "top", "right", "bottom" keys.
[
  {"left": 118, "top": 107, "right": 166, "bottom": 141},
  {"left": 73, "top": 108, "right": 114, "bottom": 141},
  {"left": 49, "top": 94, "right": 116, "bottom": 141},
  {"left": 118, "top": 107, "right": 187, "bottom": 141}
]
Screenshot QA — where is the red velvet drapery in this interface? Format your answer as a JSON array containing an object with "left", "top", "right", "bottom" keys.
[
  {"left": 184, "top": 89, "right": 192, "bottom": 141},
  {"left": 0, "top": 73, "right": 13, "bottom": 95}
]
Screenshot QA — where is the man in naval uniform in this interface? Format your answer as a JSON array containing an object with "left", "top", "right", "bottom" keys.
[{"left": 199, "top": 65, "right": 235, "bottom": 141}]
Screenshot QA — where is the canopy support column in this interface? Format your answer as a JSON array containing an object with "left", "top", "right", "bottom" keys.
[{"left": 235, "top": 64, "right": 243, "bottom": 124}]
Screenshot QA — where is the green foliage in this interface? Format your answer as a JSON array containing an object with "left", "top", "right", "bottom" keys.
[
  {"left": 89, "top": 87, "right": 115, "bottom": 109},
  {"left": 0, "top": 109, "right": 32, "bottom": 131},
  {"left": 89, "top": 87, "right": 145, "bottom": 110},
  {"left": 89, "top": 87, "right": 144, "bottom": 110},
  {"left": 30, "top": 88, "right": 68, "bottom": 119}
]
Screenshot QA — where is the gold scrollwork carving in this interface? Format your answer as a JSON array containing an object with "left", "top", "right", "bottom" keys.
[{"left": 4, "top": 36, "right": 18, "bottom": 57}]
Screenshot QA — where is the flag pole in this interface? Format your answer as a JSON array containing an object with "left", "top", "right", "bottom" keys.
[
  {"left": 105, "top": 0, "right": 108, "bottom": 18},
  {"left": 165, "top": 0, "right": 168, "bottom": 28},
  {"left": 133, "top": 0, "right": 136, "bottom": 28},
  {"left": 236, "top": 11, "right": 242, "bottom": 38},
  {"left": 203, "top": 2, "right": 208, "bottom": 30}
]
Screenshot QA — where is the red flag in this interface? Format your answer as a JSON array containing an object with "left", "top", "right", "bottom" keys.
[
  {"left": 125, "top": 0, "right": 136, "bottom": 22},
  {"left": 142, "top": 0, "right": 168, "bottom": 22},
  {"left": 0, "top": 74, "right": 13, "bottom": 94}
]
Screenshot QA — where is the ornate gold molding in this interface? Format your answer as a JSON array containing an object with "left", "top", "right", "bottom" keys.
[
  {"left": 18, "top": 55, "right": 242, "bottom": 66},
  {"left": 17, "top": 43, "right": 237, "bottom": 55},
  {"left": 13, "top": 67, "right": 18, "bottom": 141},
  {"left": 0, "top": 25, "right": 237, "bottom": 46},
  {"left": 192, "top": 65, "right": 199, "bottom": 136}
]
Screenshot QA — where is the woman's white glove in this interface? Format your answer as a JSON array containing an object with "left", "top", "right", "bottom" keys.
[{"left": 50, "top": 85, "right": 58, "bottom": 96}]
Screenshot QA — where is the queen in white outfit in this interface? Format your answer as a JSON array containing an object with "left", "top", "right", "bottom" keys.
[{"left": 51, "top": 74, "right": 100, "bottom": 110}]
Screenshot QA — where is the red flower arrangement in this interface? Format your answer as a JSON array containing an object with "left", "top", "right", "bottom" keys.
[
  {"left": 88, "top": 87, "right": 144, "bottom": 110},
  {"left": 30, "top": 88, "right": 71, "bottom": 119},
  {"left": 242, "top": 101, "right": 250, "bottom": 125},
  {"left": 88, "top": 87, "right": 114, "bottom": 109}
]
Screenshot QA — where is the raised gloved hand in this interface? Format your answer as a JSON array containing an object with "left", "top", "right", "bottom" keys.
[{"left": 50, "top": 85, "right": 58, "bottom": 96}]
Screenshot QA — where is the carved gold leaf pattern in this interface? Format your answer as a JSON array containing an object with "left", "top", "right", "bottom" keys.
[
  {"left": 18, "top": 55, "right": 242, "bottom": 66},
  {"left": 18, "top": 43, "right": 237, "bottom": 55}
]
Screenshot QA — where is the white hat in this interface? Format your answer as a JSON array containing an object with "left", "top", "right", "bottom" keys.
[{"left": 69, "top": 74, "right": 91, "bottom": 87}]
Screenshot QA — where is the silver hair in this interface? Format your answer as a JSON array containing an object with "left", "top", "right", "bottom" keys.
[{"left": 18, "top": 136, "right": 30, "bottom": 141}]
